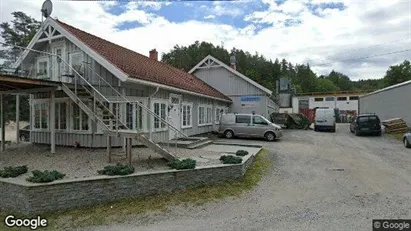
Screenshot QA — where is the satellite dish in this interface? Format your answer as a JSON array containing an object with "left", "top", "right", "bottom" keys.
[{"left": 41, "top": 0, "right": 53, "bottom": 18}]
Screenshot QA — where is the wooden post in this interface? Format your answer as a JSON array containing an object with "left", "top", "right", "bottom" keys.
[
  {"left": 127, "top": 138, "right": 132, "bottom": 167},
  {"left": 107, "top": 135, "right": 112, "bottom": 163},
  {"left": 1, "top": 94, "right": 5, "bottom": 151},
  {"left": 16, "top": 95, "right": 20, "bottom": 144},
  {"left": 50, "top": 91, "right": 56, "bottom": 154}
]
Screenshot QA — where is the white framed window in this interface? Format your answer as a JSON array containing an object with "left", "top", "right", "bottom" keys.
[
  {"left": 181, "top": 102, "right": 193, "bottom": 129},
  {"left": 55, "top": 101, "right": 68, "bottom": 130},
  {"left": 152, "top": 100, "right": 168, "bottom": 131},
  {"left": 124, "top": 101, "right": 146, "bottom": 131},
  {"left": 36, "top": 57, "right": 49, "bottom": 79},
  {"left": 215, "top": 107, "right": 224, "bottom": 124},
  {"left": 198, "top": 104, "right": 212, "bottom": 126},
  {"left": 72, "top": 103, "right": 89, "bottom": 131},
  {"left": 69, "top": 51, "right": 83, "bottom": 75},
  {"left": 33, "top": 102, "right": 49, "bottom": 130}
]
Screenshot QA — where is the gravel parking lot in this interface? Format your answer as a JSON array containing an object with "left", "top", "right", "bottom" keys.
[{"left": 82, "top": 124, "right": 411, "bottom": 231}]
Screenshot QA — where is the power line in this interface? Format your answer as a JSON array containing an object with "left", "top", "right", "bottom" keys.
[
  {"left": 305, "top": 37, "right": 411, "bottom": 64},
  {"left": 326, "top": 37, "right": 410, "bottom": 57},
  {"left": 315, "top": 48, "right": 411, "bottom": 66}
]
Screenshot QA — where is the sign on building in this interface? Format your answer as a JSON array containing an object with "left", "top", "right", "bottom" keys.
[{"left": 240, "top": 96, "right": 261, "bottom": 107}]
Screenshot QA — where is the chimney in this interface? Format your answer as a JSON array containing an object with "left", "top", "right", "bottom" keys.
[
  {"left": 149, "top": 49, "right": 158, "bottom": 61},
  {"left": 230, "top": 48, "right": 236, "bottom": 70}
]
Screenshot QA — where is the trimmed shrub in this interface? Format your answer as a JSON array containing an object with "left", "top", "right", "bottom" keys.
[
  {"left": 26, "top": 170, "right": 65, "bottom": 183},
  {"left": 97, "top": 163, "right": 134, "bottom": 176},
  {"left": 235, "top": 150, "right": 249, "bottom": 156},
  {"left": 0, "top": 165, "right": 28, "bottom": 178},
  {"left": 168, "top": 158, "right": 196, "bottom": 170},
  {"left": 220, "top": 155, "right": 242, "bottom": 164}
]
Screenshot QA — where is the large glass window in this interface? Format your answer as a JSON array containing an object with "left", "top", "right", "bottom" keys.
[
  {"left": 182, "top": 104, "right": 192, "bottom": 128},
  {"left": 33, "top": 103, "right": 49, "bottom": 129},
  {"left": 55, "top": 102, "right": 67, "bottom": 130},
  {"left": 153, "top": 101, "right": 167, "bottom": 130},
  {"left": 72, "top": 104, "right": 89, "bottom": 131}
]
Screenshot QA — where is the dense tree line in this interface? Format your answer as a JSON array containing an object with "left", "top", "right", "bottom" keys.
[{"left": 162, "top": 41, "right": 409, "bottom": 94}]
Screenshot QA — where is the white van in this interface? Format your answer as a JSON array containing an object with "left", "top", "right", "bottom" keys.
[{"left": 314, "top": 108, "right": 336, "bottom": 132}]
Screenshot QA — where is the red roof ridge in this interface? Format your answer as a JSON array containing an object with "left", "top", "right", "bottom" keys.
[{"left": 55, "top": 19, "right": 230, "bottom": 101}]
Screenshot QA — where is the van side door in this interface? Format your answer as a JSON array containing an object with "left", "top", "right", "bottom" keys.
[
  {"left": 251, "top": 115, "right": 269, "bottom": 137},
  {"left": 235, "top": 115, "right": 251, "bottom": 136}
]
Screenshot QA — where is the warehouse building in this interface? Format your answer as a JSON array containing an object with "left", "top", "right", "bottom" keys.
[
  {"left": 359, "top": 80, "right": 411, "bottom": 126},
  {"left": 189, "top": 54, "right": 277, "bottom": 119}
]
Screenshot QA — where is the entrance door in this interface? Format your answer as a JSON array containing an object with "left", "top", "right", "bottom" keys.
[
  {"left": 52, "top": 45, "right": 65, "bottom": 82},
  {"left": 168, "top": 94, "right": 181, "bottom": 140}
]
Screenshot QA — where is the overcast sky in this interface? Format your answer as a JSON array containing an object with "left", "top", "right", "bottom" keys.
[{"left": 1, "top": 0, "right": 410, "bottom": 80}]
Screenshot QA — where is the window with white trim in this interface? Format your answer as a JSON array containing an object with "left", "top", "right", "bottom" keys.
[
  {"left": 182, "top": 103, "right": 192, "bottom": 128},
  {"left": 198, "top": 105, "right": 212, "bottom": 126},
  {"left": 33, "top": 102, "right": 49, "bottom": 129},
  {"left": 69, "top": 52, "right": 83, "bottom": 75},
  {"left": 72, "top": 104, "right": 89, "bottom": 131},
  {"left": 206, "top": 107, "right": 212, "bottom": 124},
  {"left": 153, "top": 101, "right": 167, "bottom": 130},
  {"left": 55, "top": 102, "right": 67, "bottom": 130},
  {"left": 126, "top": 103, "right": 133, "bottom": 129},
  {"left": 215, "top": 107, "right": 223, "bottom": 124},
  {"left": 36, "top": 57, "right": 49, "bottom": 79}
]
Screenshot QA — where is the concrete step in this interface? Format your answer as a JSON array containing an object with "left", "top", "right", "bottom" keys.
[{"left": 187, "top": 139, "right": 213, "bottom": 149}]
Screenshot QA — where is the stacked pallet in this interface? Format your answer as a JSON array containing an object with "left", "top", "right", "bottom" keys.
[{"left": 381, "top": 118, "right": 409, "bottom": 134}]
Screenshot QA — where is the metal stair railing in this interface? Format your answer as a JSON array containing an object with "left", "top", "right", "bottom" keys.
[
  {"left": 83, "top": 64, "right": 188, "bottom": 139},
  {"left": 9, "top": 44, "right": 184, "bottom": 153}
]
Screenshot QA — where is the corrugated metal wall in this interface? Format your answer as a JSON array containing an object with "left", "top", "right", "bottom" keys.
[
  {"left": 359, "top": 84, "right": 411, "bottom": 126},
  {"left": 193, "top": 66, "right": 272, "bottom": 117}
]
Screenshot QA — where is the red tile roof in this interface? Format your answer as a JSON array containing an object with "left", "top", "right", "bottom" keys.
[{"left": 55, "top": 20, "right": 231, "bottom": 101}]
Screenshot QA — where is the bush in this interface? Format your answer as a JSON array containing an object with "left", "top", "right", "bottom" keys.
[
  {"left": 26, "top": 170, "right": 65, "bottom": 183},
  {"left": 0, "top": 165, "right": 28, "bottom": 178},
  {"left": 235, "top": 150, "right": 249, "bottom": 156},
  {"left": 220, "top": 155, "right": 242, "bottom": 164},
  {"left": 168, "top": 158, "right": 196, "bottom": 170},
  {"left": 97, "top": 163, "right": 134, "bottom": 176}
]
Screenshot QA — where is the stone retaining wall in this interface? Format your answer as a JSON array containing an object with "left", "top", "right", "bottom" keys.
[{"left": 0, "top": 153, "right": 257, "bottom": 215}]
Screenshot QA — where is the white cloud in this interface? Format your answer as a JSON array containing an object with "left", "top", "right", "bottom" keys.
[
  {"left": 0, "top": 0, "right": 410, "bottom": 80},
  {"left": 204, "top": 15, "right": 216, "bottom": 20}
]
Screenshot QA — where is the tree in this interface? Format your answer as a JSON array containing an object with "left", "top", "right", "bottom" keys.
[
  {"left": 383, "top": 60, "right": 411, "bottom": 87},
  {"left": 325, "top": 70, "right": 353, "bottom": 91},
  {"left": 316, "top": 78, "right": 340, "bottom": 92},
  {"left": 0, "top": 11, "right": 40, "bottom": 64},
  {"left": 0, "top": 11, "right": 40, "bottom": 122}
]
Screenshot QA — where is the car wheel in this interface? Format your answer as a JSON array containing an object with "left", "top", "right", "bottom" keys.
[
  {"left": 314, "top": 126, "right": 318, "bottom": 132},
  {"left": 376, "top": 131, "right": 381, "bottom": 136},
  {"left": 265, "top": 132, "right": 276, "bottom": 141},
  {"left": 19, "top": 134, "right": 27, "bottom": 142},
  {"left": 350, "top": 126, "right": 353, "bottom": 133},
  {"left": 224, "top": 130, "right": 234, "bottom": 139},
  {"left": 404, "top": 138, "right": 411, "bottom": 148},
  {"left": 354, "top": 128, "right": 360, "bottom": 136}
]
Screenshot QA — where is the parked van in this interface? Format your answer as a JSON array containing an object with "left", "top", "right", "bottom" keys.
[
  {"left": 218, "top": 113, "right": 282, "bottom": 141},
  {"left": 314, "top": 108, "right": 336, "bottom": 132}
]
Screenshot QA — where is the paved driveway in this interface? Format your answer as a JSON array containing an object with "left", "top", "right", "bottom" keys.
[{"left": 84, "top": 124, "right": 411, "bottom": 231}]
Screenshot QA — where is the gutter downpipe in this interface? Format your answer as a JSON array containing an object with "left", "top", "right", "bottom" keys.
[{"left": 148, "top": 86, "right": 160, "bottom": 139}]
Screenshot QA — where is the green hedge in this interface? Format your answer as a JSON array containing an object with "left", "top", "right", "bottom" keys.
[
  {"left": 0, "top": 165, "right": 28, "bottom": 178},
  {"left": 220, "top": 155, "right": 242, "bottom": 164},
  {"left": 169, "top": 158, "right": 196, "bottom": 170},
  {"left": 26, "top": 170, "right": 65, "bottom": 183},
  {"left": 97, "top": 163, "right": 135, "bottom": 176},
  {"left": 235, "top": 150, "right": 249, "bottom": 156}
]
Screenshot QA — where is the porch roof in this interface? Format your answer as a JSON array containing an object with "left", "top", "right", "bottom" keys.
[{"left": 0, "top": 74, "right": 60, "bottom": 94}]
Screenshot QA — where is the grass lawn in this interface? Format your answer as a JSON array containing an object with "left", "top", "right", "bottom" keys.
[{"left": 0, "top": 149, "right": 271, "bottom": 231}]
